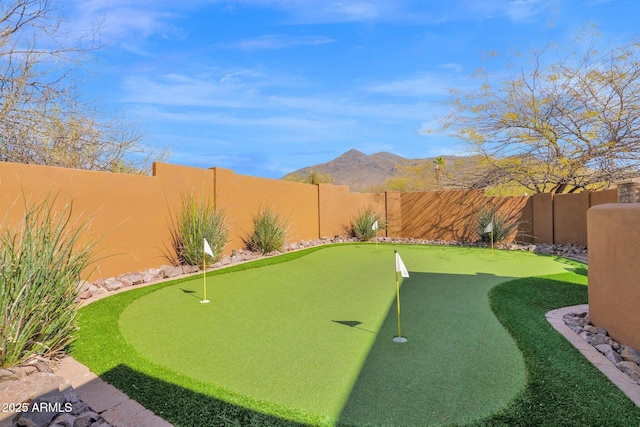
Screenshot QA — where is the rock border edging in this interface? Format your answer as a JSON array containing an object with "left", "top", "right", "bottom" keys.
[{"left": 546, "top": 305, "right": 640, "bottom": 408}]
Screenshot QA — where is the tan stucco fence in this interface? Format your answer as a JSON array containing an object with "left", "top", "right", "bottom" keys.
[
  {"left": 588, "top": 204, "right": 640, "bottom": 351},
  {"left": 0, "top": 161, "right": 617, "bottom": 280}
]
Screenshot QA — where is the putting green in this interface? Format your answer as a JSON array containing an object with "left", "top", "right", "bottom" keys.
[{"left": 118, "top": 245, "right": 575, "bottom": 426}]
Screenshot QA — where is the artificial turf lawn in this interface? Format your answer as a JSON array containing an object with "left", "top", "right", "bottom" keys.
[{"left": 71, "top": 244, "right": 594, "bottom": 426}]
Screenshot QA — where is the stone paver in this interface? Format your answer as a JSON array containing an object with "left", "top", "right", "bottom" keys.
[
  {"left": 546, "top": 304, "right": 640, "bottom": 408},
  {"left": 0, "top": 357, "right": 173, "bottom": 427},
  {"left": 59, "top": 357, "right": 174, "bottom": 427},
  {"left": 0, "top": 373, "right": 63, "bottom": 426},
  {"left": 101, "top": 399, "right": 173, "bottom": 427}
]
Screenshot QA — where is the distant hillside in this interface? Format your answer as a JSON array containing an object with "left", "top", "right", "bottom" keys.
[{"left": 283, "top": 149, "right": 435, "bottom": 192}]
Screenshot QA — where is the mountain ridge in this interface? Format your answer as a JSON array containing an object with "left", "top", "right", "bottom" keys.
[{"left": 283, "top": 149, "right": 437, "bottom": 192}]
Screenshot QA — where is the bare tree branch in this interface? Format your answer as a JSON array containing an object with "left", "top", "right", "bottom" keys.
[
  {"left": 0, "top": 0, "right": 167, "bottom": 174},
  {"left": 441, "top": 28, "right": 640, "bottom": 193}
]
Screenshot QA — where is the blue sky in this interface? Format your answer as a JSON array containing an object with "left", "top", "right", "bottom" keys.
[{"left": 63, "top": 0, "right": 639, "bottom": 178}]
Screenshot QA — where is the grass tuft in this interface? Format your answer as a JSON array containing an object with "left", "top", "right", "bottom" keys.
[
  {"left": 242, "top": 206, "right": 288, "bottom": 254},
  {"left": 167, "top": 193, "right": 228, "bottom": 266},
  {"left": 475, "top": 206, "right": 519, "bottom": 244},
  {"left": 346, "top": 208, "right": 384, "bottom": 241},
  {"left": 0, "top": 194, "right": 95, "bottom": 367}
]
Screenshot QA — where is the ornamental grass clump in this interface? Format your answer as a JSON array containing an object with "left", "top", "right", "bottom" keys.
[
  {"left": 475, "top": 206, "right": 519, "bottom": 244},
  {"left": 0, "top": 196, "right": 95, "bottom": 368},
  {"left": 347, "top": 208, "right": 384, "bottom": 241},
  {"left": 243, "top": 206, "right": 288, "bottom": 254},
  {"left": 168, "top": 193, "right": 228, "bottom": 267}
]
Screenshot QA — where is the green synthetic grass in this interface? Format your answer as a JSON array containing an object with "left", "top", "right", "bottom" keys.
[
  {"left": 471, "top": 271, "right": 640, "bottom": 426},
  {"left": 70, "top": 243, "right": 626, "bottom": 427}
]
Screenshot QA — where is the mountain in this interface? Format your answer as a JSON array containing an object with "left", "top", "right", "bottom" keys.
[{"left": 283, "top": 149, "right": 429, "bottom": 192}]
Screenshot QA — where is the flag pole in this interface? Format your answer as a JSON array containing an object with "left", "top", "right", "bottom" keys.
[
  {"left": 376, "top": 228, "right": 378, "bottom": 252},
  {"left": 490, "top": 229, "right": 494, "bottom": 256},
  {"left": 393, "top": 250, "right": 407, "bottom": 343},
  {"left": 201, "top": 240, "right": 211, "bottom": 304},
  {"left": 396, "top": 270, "right": 402, "bottom": 336}
]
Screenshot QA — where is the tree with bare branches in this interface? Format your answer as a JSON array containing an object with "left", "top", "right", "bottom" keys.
[
  {"left": 0, "top": 0, "right": 166, "bottom": 173},
  {"left": 442, "top": 29, "right": 640, "bottom": 193}
]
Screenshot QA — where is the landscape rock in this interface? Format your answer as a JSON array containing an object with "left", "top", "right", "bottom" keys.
[
  {"left": 50, "top": 413, "right": 76, "bottom": 427},
  {"left": 127, "top": 273, "right": 144, "bottom": 285},
  {"left": 90, "top": 287, "right": 106, "bottom": 297},
  {"left": 0, "top": 368, "right": 19, "bottom": 382},
  {"left": 595, "top": 344, "right": 623, "bottom": 364},
  {"left": 564, "top": 309, "right": 640, "bottom": 385},
  {"left": 621, "top": 346, "right": 640, "bottom": 365},
  {"left": 589, "top": 334, "right": 610, "bottom": 346},
  {"left": 72, "top": 411, "right": 99, "bottom": 427},
  {"left": 103, "top": 278, "right": 122, "bottom": 292},
  {"left": 76, "top": 281, "right": 91, "bottom": 292},
  {"left": 616, "top": 361, "right": 640, "bottom": 382},
  {"left": 78, "top": 290, "right": 92, "bottom": 300},
  {"left": 160, "top": 265, "right": 182, "bottom": 279},
  {"left": 0, "top": 368, "right": 112, "bottom": 427}
]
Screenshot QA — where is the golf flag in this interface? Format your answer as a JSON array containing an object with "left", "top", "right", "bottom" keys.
[
  {"left": 372, "top": 220, "right": 379, "bottom": 231},
  {"left": 484, "top": 222, "right": 493, "bottom": 233},
  {"left": 395, "top": 252, "right": 409, "bottom": 278},
  {"left": 201, "top": 238, "right": 212, "bottom": 303},
  {"left": 203, "top": 238, "right": 214, "bottom": 257}
]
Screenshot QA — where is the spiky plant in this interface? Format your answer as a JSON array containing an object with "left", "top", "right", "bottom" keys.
[
  {"left": 347, "top": 208, "right": 384, "bottom": 241},
  {"left": 243, "top": 206, "right": 288, "bottom": 254},
  {"left": 475, "top": 206, "right": 519, "bottom": 244},
  {"left": 0, "top": 195, "right": 95, "bottom": 368},
  {"left": 168, "top": 193, "right": 228, "bottom": 267}
]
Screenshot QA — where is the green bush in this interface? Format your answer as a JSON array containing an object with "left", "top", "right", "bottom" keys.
[
  {"left": 168, "top": 193, "right": 228, "bottom": 266},
  {"left": 347, "top": 208, "right": 384, "bottom": 241},
  {"left": 243, "top": 206, "right": 288, "bottom": 254},
  {"left": 0, "top": 195, "right": 95, "bottom": 368},
  {"left": 475, "top": 206, "right": 519, "bottom": 244}
]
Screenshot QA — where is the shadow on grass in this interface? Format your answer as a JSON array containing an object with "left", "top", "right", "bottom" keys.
[
  {"left": 331, "top": 320, "right": 376, "bottom": 334},
  {"left": 337, "top": 271, "right": 528, "bottom": 427},
  {"left": 100, "top": 364, "right": 306, "bottom": 427},
  {"left": 80, "top": 247, "right": 638, "bottom": 426}
]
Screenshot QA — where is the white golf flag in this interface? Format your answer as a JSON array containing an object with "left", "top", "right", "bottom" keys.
[
  {"left": 203, "top": 238, "right": 214, "bottom": 257},
  {"left": 395, "top": 252, "right": 410, "bottom": 278},
  {"left": 372, "top": 220, "right": 379, "bottom": 231},
  {"left": 484, "top": 222, "right": 493, "bottom": 233}
]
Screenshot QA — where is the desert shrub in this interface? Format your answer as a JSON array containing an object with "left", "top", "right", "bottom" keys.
[
  {"left": 243, "top": 206, "right": 288, "bottom": 254},
  {"left": 347, "top": 208, "right": 384, "bottom": 241},
  {"left": 475, "top": 206, "right": 519, "bottom": 244},
  {"left": 168, "top": 193, "right": 228, "bottom": 266},
  {"left": 0, "top": 195, "right": 95, "bottom": 368}
]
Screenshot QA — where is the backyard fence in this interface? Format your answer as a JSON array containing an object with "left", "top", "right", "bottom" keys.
[{"left": 0, "top": 161, "right": 617, "bottom": 279}]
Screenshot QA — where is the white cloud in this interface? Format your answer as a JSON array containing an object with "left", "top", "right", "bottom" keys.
[
  {"left": 119, "top": 69, "right": 442, "bottom": 122},
  {"left": 216, "top": 35, "right": 335, "bottom": 50},
  {"left": 363, "top": 74, "right": 453, "bottom": 98},
  {"left": 69, "top": 0, "right": 187, "bottom": 43},
  {"left": 506, "top": 0, "right": 546, "bottom": 21},
  {"left": 211, "top": 0, "right": 423, "bottom": 24}
]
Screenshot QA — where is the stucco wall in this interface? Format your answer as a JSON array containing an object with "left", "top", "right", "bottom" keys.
[
  {"left": 399, "top": 190, "right": 529, "bottom": 242},
  {"left": 588, "top": 203, "right": 640, "bottom": 350},
  {"left": 317, "top": 183, "right": 385, "bottom": 238},
  {"left": 0, "top": 161, "right": 214, "bottom": 280},
  {"left": 554, "top": 192, "right": 590, "bottom": 246},
  {"left": 0, "top": 160, "right": 615, "bottom": 281},
  {"left": 214, "top": 168, "right": 319, "bottom": 250}
]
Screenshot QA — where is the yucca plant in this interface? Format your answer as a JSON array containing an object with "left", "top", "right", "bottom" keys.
[
  {"left": 243, "top": 206, "right": 288, "bottom": 254},
  {"left": 168, "top": 193, "right": 229, "bottom": 267},
  {"left": 475, "top": 206, "right": 519, "bottom": 244},
  {"left": 0, "top": 195, "right": 95, "bottom": 368},
  {"left": 347, "top": 208, "right": 384, "bottom": 241}
]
